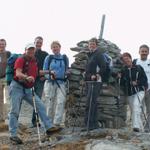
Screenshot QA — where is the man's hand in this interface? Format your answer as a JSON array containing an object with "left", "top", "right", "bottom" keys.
[
  {"left": 132, "top": 81, "right": 137, "bottom": 86},
  {"left": 26, "top": 76, "right": 35, "bottom": 83},
  {"left": 96, "top": 74, "right": 102, "bottom": 82},
  {"left": 91, "top": 75, "right": 97, "bottom": 81},
  {"left": 117, "top": 73, "right": 121, "bottom": 78}
]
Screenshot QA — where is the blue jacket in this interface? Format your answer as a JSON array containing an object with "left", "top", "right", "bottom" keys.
[{"left": 43, "top": 54, "right": 69, "bottom": 84}]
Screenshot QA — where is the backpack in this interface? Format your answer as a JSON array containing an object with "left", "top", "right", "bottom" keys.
[
  {"left": 102, "top": 52, "right": 113, "bottom": 83},
  {"left": 102, "top": 53, "right": 113, "bottom": 68},
  {"left": 47, "top": 54, "right": 68, "bottom": 71},
  {"left": 6, "top": 54, "right": 24, "bottom": 85}
]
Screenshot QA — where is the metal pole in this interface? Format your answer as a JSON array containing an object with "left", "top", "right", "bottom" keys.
[
  {"left": 87, "top": 81, "right": 94, "bottom": 133},
  {"left": 99, "top": 14, "right": 106, "bottom": 40},
  {"left": 32, "top": 88, "right": 42, "bottom": 146}
]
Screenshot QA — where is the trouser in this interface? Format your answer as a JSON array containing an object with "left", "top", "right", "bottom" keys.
[
  {"left": 32, "top": 79, "right": 45, "bottom": 125},
  {"left": 144, "top": 89, "right": 150, "bottom": 129},
  {"left": 44, "top": 80, "right": 66, "bottom": 125},
  {"left": 8, "top": 80, "right": 52, "bottom": 137},
  {"left": 0, "top": 78, "right": 7, "bottom": 122},
  {"left": 127, "top": 91, "right": 145, "bottom": 131},
  {"left": 85, "top": 81, "right": 102, "bottom": 129}
]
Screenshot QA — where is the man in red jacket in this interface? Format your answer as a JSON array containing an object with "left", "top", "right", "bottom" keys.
[{"left": 8, "top": 43, "right": 60, "bottom": 144}]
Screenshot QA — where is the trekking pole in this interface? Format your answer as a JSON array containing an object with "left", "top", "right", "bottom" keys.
[
  {"left": 50, "top": 72, "right": 66, "bottom": 97},
  {"left": 32, "top": 88, "right": 42, "bottom": 146},
  {"left": 54, "top": 79, "right": 66, "bottom": 97},
  {"left": 87, "top": 81, "right": 94, "bottom": 133},
  {"left": 134, "top": 86, "right": 150, "bottom": 132}
]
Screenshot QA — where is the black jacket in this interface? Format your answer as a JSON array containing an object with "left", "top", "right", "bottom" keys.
[
  {"left": 85, "top": 49, "right": 106, "bottom": 81},
  {"left": 120, "top": 64, "right": 148, "bottom": 96}
]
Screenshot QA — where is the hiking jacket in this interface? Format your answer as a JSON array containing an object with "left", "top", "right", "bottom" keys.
[
  {"left": 85, "top": 49, "right": 106, "bottom": 81},
  {"left": 35, "top": 49, "right": 48, "bottom": 80},
  {"left": 43, "top": 53, "right": 69, "bottom": 83},
  {"left": 133, "top": 58, "right": 150, "bottom": 90},
  {"left": 14, "top": 56, "right": 38, "bottom": 88},
  {"left": 120, "top": 64, "right": 148, "bottom": 96}
]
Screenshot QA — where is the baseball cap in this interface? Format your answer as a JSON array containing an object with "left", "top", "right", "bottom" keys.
[{"left": 25, "top": 43, "right": 36, "bottom": 50}]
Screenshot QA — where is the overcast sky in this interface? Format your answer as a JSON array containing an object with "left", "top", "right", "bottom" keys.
[{"left": 0, "top": 0, "right": 150, "bottom": 64}]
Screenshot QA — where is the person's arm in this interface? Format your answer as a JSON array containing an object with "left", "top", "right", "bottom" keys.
[
  {"left": 43, "top": 55, "right": 51, "bottom": 79},
  {"left": 137, "top": 66, "right": 148, "bottom": 90},
  {"left": 16, "top": 68, "right": 35, "bottom": 83},
  {"left": 15, "top": 58, "right": 35, "bottom": 83}
]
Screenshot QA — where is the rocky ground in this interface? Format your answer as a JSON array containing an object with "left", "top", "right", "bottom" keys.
[
  {"left": 1, "top": 92, "right": 150, "bottom": 150},
  {"left": 1, "top": 121, "right": 150, "bottom": 150}
]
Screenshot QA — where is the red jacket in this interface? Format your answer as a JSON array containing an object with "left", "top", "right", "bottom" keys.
[{"left": 14, "top": 56, "right": 38, "bottom": 88}]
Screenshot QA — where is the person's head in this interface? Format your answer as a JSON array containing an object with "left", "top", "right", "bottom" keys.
[
  {"left": 50, "top": 41, "right": 61, "bottom": 55},
  {"left": 139, "top": 44, "right": 149, "bottom": 60},
  {"left": 88, "top": 38, "right": 98, "bottom": 51},
  {"left": 121, "top": 52, "right": 132, "bottom": 67},
  {"left": 0, "top": 39, "right": 6, "bottom": 52},
  {"left": 34, "top": 36, "right": 43, "bottom": 50},
  {"left": 25, "top": 43, "right": 36, "bottom": 58}
]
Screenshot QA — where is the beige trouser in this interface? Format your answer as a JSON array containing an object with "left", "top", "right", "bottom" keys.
[
  {"left": 0, "top": 78, "right": 8, "bottom": 122},
  {"left": 44, "top": 80, "right": 66, "bottom": 125},
  {"left": 127, "top": 91, "right": 145, "bottom": 131}
]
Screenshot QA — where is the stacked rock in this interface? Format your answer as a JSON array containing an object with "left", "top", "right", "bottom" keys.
[{"left": 65, "top": 39, "right": 127, "bottom": 128}]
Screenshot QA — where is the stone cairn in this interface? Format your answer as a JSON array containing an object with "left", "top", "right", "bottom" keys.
[{"left": 65, "top": 39, "right": 127, "bottom": 129}]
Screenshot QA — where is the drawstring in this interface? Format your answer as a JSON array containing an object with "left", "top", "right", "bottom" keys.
[{"left": 128, "top": 68, "right": 133, "bottom": 94}]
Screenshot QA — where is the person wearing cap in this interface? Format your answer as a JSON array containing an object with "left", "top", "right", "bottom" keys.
[
  {"left": 8, "top": 43, "right": 60, "bottom": 144},
  {"left": 31, "top": 36, "right": 48, "bottom": 127}
]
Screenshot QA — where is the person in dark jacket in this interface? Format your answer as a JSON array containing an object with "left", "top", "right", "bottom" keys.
[
  {"left": 31, "top": 36, "right": 48, "bottom": 127},
  {"left": 119, "top": 52, "right": 148, "bottom": 132},
  {"left": 84, "top": 38, "right": 106, "bottom": 130}
]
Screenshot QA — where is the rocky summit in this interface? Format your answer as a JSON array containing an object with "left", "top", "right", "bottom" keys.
[{"left": 0, "top": 38, "right": 150, "bottom": 150}]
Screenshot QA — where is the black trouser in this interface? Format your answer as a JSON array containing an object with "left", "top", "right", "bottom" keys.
[
  {"left": 32, "top": 79, "right": 45, "bottom": 125},
  {"left": 85, "top": 81, "right": 102, "bottom": 130}
]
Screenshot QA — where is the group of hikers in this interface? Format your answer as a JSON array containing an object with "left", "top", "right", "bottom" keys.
[{"left": 0, "top": 36, "right": 150, "bottom": 145}]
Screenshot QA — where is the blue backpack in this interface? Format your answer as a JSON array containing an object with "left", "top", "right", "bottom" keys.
[
  {"left": 48, "top": 54, "right": 68, "bottom": 71},
  {"left": 6, "top": 54, "right": 22, "bottom": 85},
  {"left": 102, "top": 52, "right": 113, "bottom": 83}
]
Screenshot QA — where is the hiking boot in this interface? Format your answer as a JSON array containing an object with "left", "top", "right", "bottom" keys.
[
  {"left": 46, "top": 126, "right": 62, "bottom": 136},
  {"left": 10, "top": 136, "right": 23, "bottom": 144},
  {"left": 133, "top": 128, "right": 140, "bottom": 132}
]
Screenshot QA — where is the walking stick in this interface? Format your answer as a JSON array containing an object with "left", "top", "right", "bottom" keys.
[
  {"left": 32, "top": 88, "right": 42, "bottom": 146},
  {"left": 54, "top": 79, "right": 66, "bottom": 97},
  {"left": 50, "top": 72, "right": 66, "bottom": 97},
  {"left": 86, "top": 81, "right": 94, "bottom": 133}
]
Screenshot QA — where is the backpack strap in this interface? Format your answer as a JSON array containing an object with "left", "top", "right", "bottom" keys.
[
  {"left": 48, "top": 54, "right": 68, "bottom": 71},
  {"left": 62, "top": 54, "right": 68, "bottom": 71},
  {"left": 48, "top": 55, "right": 54, "bottom": 69}
]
